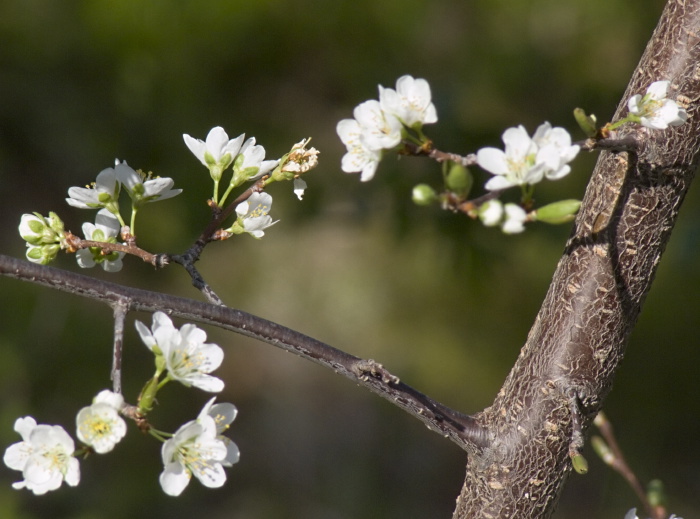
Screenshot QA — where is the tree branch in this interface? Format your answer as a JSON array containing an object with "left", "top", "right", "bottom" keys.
[
  {"left": 453, "top": 0, "right": 700, "bottom": 516},
  {"left": 0, "top": 253, "right": 488, "bottom": 451}
]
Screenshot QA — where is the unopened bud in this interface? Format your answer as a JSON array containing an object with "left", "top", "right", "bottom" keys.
[
  {"left": 534, "top": 199, "right": 581, "bottom": 224},
  {"left": 412, "top": 184, "right": 438, "bottom": 206},
  {"left": 445, "top": 162, "right": 473, "bottom": 199}
]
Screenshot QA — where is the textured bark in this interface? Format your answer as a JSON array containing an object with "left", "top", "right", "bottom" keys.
[{"left": 452, "top": 1, "right": 700, "bottom": 517}]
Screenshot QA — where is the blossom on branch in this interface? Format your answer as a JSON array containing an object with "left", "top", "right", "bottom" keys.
[
  {"left": 379, "top": 74, "right": 438, "bottom": 129},
  {"left": 159, "top": 398, "right": 238, "bottom": 496},
  {"left": 3, "top": 417, "right": 80, "bottom": 495},
  {"left": 66, "top": 167, "right": 121, "bottom": 214},
  {"left": 229, "top": 192, "right": 278, "bottom": 238},
  {"left": 115, "top": 161, "right": 181, "bottom": 209},
  {"left": 76, "top": 390, "right": 127, "bottom": 454},
  {"left": 337, "top": 75, "right": 437, "bottom": 181},
  {"left": 76, "top": 209, "right": 125, "bottom": 272},
  {"left": 135, "top": 312, "right": 224, "bottom": 393},
  {"left": 477, "top": 123, "right": 579, "bottom": 191},
  {"left": 627, "top": 80, "right": 688, "bottom": 130},
  {"left": 183, "top": 126, "right": 245, "bottom": 182}
]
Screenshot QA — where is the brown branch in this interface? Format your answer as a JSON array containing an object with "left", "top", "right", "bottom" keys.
[
  {"left": 453, "top": 0, "right": 700, "bottom": 516},
  {"left": 0, "top": 253, "right": 488, "bottom": 452}
]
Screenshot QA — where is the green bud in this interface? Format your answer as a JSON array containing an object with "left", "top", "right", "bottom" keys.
[
  {"left": 97, "top": 191, "right": 113, "bottom": 204},
  {"left": 534, "top": 199, "right": 581, "bottom": 224},
  {"left": 28, "top": 219, "right": 44, "bottom": 234},
  {"left": 571, "top": 453, "right": 588, "bottom": 475},
  {"left": 26, "top": 244, "right": 60, "bottom": 265},
  {"left": 591, "top": 435, "right": 614, "bottom": 465},
  {"left": 445, "top": 162, "right": 473, "bottom": 199},
  {"left": 47, "top": 212, "right": 65, "bottom": 235},
  {"left": 412, "top": 184, "right": 438, "bottom": 206},
  {"left": 574, "top": 108, "right": 598, "bottom": 138},
  {"left": 646, "top": 479, "right": 667, "bottom": 508},
  {"left": 137, "top": 375, "right": 160, "bottom": 413}
]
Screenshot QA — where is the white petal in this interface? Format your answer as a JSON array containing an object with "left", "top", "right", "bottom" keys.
[
  {"left": 476, "top": 148, "right": 509, "bottom": 176},
  {"left": 160, "top": 462, "right": 191, "bottom": 496}
]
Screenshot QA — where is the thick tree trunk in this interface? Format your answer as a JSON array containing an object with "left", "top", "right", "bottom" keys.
[{"left": 453, "top": 1, "right": 700, "bottom": 517}]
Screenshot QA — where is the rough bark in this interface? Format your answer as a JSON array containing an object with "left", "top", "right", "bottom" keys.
[{"left": 452, "top": 1, "right": 700, "bottom": 517}]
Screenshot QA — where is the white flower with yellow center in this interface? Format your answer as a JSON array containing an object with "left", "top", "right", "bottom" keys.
[
  {"left": 76, "top": 390, "right": 126, "bottom": 454},
  {"left": 135, "top": 312, "right": 224, "bottom": 393},
  {"left": 627, "top": 80, "right": 688, "bottom": 130},
  {"left": 3, "top": 417, "right": 80, "bottom": 495},
  {"left": 231, "top": 192, "right": 278, "bottom": 238}
]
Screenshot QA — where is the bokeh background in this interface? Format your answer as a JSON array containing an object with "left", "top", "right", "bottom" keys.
[{"left": 1, "top": 0, "right": 698, "bottom": 518}]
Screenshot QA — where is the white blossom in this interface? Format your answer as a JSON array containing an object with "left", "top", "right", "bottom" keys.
[
  {"left": 66, "top": 167, "right": 120, "bottom": 210},
  {"left": 234, "top": 192, "right": 278, "bottom": 238},
  {"left": 337, "top": 118, "right": 382, "bottom": 182},
  {"left": 198, "top": 397, "right": 240, "bottom": 468},
  {"left": 159, "top": 400, "right": 236, "bottom": 496},
  {"left": 502, "top": 203, "right": 527, "bottom": 234},
  {"left": 76, "top": 209, "right": 124, "bottom": 272},
  {"left": 135, "top": 312, "right": 224, "bottom": 393},
  {"left": 531, "top": 122, "right": 580, "bottom": 180},
  {"left": 477, "top": 123, "right": 578, "bottom": 191},
  {"left": 479, "top": 200, "right": 504, "bottom": 227},
  {"left": 236, "top": 137, "right": 280, "bottom": 181},
  {"left": 114, "top": 161, "right": 181, "bottom": 208},
  {"left": 76, "top": 390, "right": 127, "bottom": 454},
  {"left": 627, "top": 80, "right": 688, "bottom": 130},
  {"left": 3, "top": 417, "right": 80, "bottom": 495},
  {"left": 379, "top": 75, "right": 438, "bottom": 128},
  {"left": 183, "top": 126, "right": 245, "bottom": 178},
  {"left": 353, "top": 99, "right": 403, "bottom": 151}
]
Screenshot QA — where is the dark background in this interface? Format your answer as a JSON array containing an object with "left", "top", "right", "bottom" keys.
[{"left": 0, "top": 1, "right": 698, "bottom": 518}]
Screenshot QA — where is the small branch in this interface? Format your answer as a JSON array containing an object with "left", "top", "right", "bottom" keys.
[
  {"left": 577, "top": 135, "right": 639, "bottom": 153},
  {"left": 594, "top": 412, "right": 660, "bottom": 519},
  {"left": 110, "top": 299, "right": 130, "bottom": 394},
  {"left": 401, "top": 141, "right": 477, "bottom": 167},
  {"left": 0, "top": 254, "right": 488, "bottom": 452},
  {"left": 64, "top": 233, "right": 162, "bottom": 267}
]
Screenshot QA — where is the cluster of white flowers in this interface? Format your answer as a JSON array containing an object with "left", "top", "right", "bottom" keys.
[
  {"left": 337, "top": 75, "right": 438, "bottom": 181},
  {"left": 476, "top": 122, "right": 580, "bottom": 191},
  {"left": 4, "top": 315, "right": 238, "bottom": 497},
  {"left": 337, "top": 77, "right": 688, "bottom": 235}
]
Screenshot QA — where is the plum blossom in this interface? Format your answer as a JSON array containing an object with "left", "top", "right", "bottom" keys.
[
  {"left": 159, "top": 398, "right": 238, "bottom": 496},
  {"left": 114, "top": 161, "right": 181, "bottom": 208},
  {"left": 183, "top": 126, "right": 245, "bottom": 181},
  {"left": 3, "top": 417, "right": 80, "bottom": 495},
  {"left": 502, "top": 203, "right": 528, "bottom": 234},
  {"left": 235, "top": 137, "right": 280, "bottom": 181},
  {"left": 379, "top": 75, "right": 438, "bottom": 128},
  {"left": 135, "top": 312, "right": 224, "bottom": 393},
  {"left": 231, "top": 192, "right": 278, "bottom": 238},
  {"left": 66, "top": 167, "right": 120, "bottom": 212},
  {"left": 627, "top": 80, "right": 688, "bottom": 130},
  {"left": 353, "top": 99, "right": 403, "bottom": 151},
  {"left": 477, "top": 123, "right": 578, "bottom": 191},
  {"left": 337, "top": 118, "right": 382, "bottom": 182},
  {"left": 76, "top": 209, "right": 125, "bottom": 272},
  {"left": 76, "top": 390, "right": 127, "bottom": 454},
  {"left": 478, "top": 200, "right": 504, "bottom": 227}
]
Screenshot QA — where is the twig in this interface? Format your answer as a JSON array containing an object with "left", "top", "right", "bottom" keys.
[
  {"left": 0, "top": 254, "right": 489, "bottom": 452},
  {"left": 594, "top": 412, "right": 661, "bottom": 519},
  {"left": 110, "top": 299, "right": 129, "bottom": 394}
]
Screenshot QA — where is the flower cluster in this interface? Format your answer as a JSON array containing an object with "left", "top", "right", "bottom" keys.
[
  {"left": 4, "top": 315, "right": 238, "bottom": 497},
  {"left": 19, "top": 212, "right": 66, "bottom": 265},
  {"left": 337, "top": 75, "right": 438, "bottom": 181},
  {"left": 184, "top": 126, "right": 281, "bottom": 207},
  {"left": 476, "top": 122, "right": 580, "bottom": 191}
]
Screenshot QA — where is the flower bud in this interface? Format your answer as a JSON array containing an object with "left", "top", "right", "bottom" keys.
[
  {"left": 534, "top": 199, "right": 581, "bottom": 224},
  {"left": 19, "top": 213, "right": 61, "bottom": 245},
  {"left": 25, "top": 243, "right": 60, "bottom": 265},
  {"left": 574, "top": 108, "right": 598, "bottom": 137},
  {"left": 445, "top": 162, "right": 473, "bottom": 199},
  {"left": 571, "top": 453, "right": 588, "bottom": 475},
  {"left": 412, "top": 184, "right": 438, "bottom": 206}
]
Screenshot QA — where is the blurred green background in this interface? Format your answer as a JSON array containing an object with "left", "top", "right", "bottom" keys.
[{"left": 1, "top": 0, "right": 698, "bottom": 518}]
